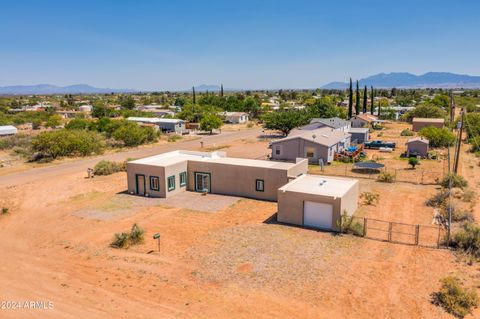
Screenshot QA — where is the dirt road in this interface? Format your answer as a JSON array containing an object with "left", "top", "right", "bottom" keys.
[{"left": 0, "top": 128, "right": 263, "bottom": 188}]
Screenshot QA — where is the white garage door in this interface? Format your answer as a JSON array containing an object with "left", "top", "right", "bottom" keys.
[{"left": 303, "top": 201, "right": 333, "bottom": 230}]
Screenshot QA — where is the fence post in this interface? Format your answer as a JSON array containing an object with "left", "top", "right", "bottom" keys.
[
  {"left": 388, "top": 222, "right": 393, "bottom": 242},
  {"left": 363, "top": 218, "right": 367, "bottom": 237},
  {"left": 437, "top": 225, "right": 441, "bottom": 249},
  {"left": 415, "top": 225, "right": 420, "bottom": 245}
]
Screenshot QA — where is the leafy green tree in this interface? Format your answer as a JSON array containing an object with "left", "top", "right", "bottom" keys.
[
  {"left": 200, "top": 113, "right": 223, "bottom": 134},
  {"left": 419, "top": 127, "right": 455, "bottom": 148},
  {"left": 243, "top": 97, "right": 261, "bottom": 117},
  {"left": 112, "top": 122, "right": 157, "bottom": 146},
  {"left": 355, "top": 80, "right": 360, "bottom": 115},
  {"left": 120, "top": 96, "right": 136, "bottom": 110},
  {"left": 45, "top": 114, "right": 63, "bottom": 128},
  {"left": 262, "top": 110, "right": 308, "bottom": 136},
  {"left": 348, "top": 78, "right": 353, "bottom": 118},
  {"left": 32, "top": 130, "right": 105, "bottom": 159},
  {"left": 363, "top": 85, "right": 367, "bottom": 113},
  {"left": 307, "top": 96, "right": 345, "bottom": 119},
  {"left": 65, "top": 118, "right": 90, "bottom": 130},
  {"left": 405, "top": 104, "right": 447, "bottom": 122}
]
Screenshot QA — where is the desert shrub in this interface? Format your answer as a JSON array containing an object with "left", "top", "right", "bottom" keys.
[
  {"left": 440, "top": 204, "right": 474, "bottom": 223},
  {"left": 337, "top": 211, "right": 364, "bottom": 236},
  {"left": 65, "top": 118, "right": 91, "bottom": 130},
  {"left": 167, "top": 135, "right": 182, "bottom": 142},
  {"left": 432, "top": 276, "right": 478, "bottom": 318},
  {"left": 377, "top": 172, "right": 395, "bottom": 183},
  {"left": 450, "top": 222, "right": 480, "bottom": 258},
  {"left": 246, "top": 122, "right": 254, "bottom": 128},
  {"left": 408, "top": 157, "right": 419, "bottom": 168},
  {"left": 112, "top": 122, "right": 158, "bottom": 147},
  {"left": 419, "top": 127, "right": 455, "bottom": 148},
  {"left": 400, "top": 128, "right": 415, "bottom": 136},
  {"left": 111, "top": 232, "right": 130, "bottom": 248},
  {"left": 93, "top": 160, "right": 123, "bottom": 176},
  {"left": 31, "top": 129, "right": 105, "bottom": 159},
  {"left": 426, "top": 190, "right": 449, "bottom": 207},
  {"left": 440, "top": 174, "right": 468, "bottom": 189},
  {"left": 129, "top": 223, "right": 145, "bottom": 245},
  {"left": 462, "top": 189, "right": 476, "bottom": 203},
  {"left": 1, "top": 207, "right": 9, "bottom": 215},
  {"left": 110, "top": 224, "right": 144, "bottom": 249},
  {"left": 361, "top": 192, "right": 379, "bottom": 206},
  {"left": 0, "top": 134, "right": 32, "bottom": 151}
]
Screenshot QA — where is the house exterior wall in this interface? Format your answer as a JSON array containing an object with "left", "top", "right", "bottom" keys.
[
  {"left": 350, "top": 131, "right": 369, "bottom": 144},
  {"left": 225, "top": 114, "right": 248, "bottom": 124},
  {"left": 351, "top": 118, "right": 368, "bottom": 128},
  {"left": 271, "top": 138, "right": 334, "bottom": 164},
  {"left": 186, "top": 161, "right": 291, "bottom": 201},
  {"left": 277, "top": 180, "right": 358, "bottom": 232},
  {"left": 412, "top": 121, "right": 444, "bottom": 132},
  {"left": 127, "top": 162, "right": 167, "bottom": 197},
  {"left": 159, "top": 122, "right": 185, "bottom": 133},
  {"left": 277, "top": 191, "right": 342, "bottom": 231},
  {"left": 406, "top": 141, "right": 429, "bottom": 157}
]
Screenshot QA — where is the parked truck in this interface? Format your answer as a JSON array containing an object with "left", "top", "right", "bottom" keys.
[{"left": 364, "top": 140, "right": 396, "bottom": 149}]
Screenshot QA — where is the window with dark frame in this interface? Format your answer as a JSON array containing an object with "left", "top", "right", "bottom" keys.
[
  {"left": 256, "top": 179, "right": 264, "bottom": 192},
  {"left": 167, "top": 175, "right": 175, "bottom": 191},
  {"left": 149, "top": 176, "right": 160, "bottom": 191},
  {"left": 180, "top": 171, "right": 187, "bottom": 187},
  {"left": 275, "top": 145, "right": 281, "bottom": 155}
]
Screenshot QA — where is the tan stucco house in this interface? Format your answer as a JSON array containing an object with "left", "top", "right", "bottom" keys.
[
  {"left": 223, "top": 112, "right": 249, "bottom": 124},
  {"left": 277, "top": 174, "right": 359, "bottom": 231},
  {"left": 127, "top": 150, "right": 308, "bottom": 201}
]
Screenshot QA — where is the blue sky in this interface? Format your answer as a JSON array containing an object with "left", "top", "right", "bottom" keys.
[{"left": 0, "top": 0, "right": 479, "bottom": 90}]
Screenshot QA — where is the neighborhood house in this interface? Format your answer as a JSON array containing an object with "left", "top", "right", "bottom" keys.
[
  {"left": 127, "top": 117, "right": 186, "bottom": 134},
  {"left": 411, "top": 117, "right": 445, "bottom": 132},
  {"left": 350, "top": 114, "right": 379, "bottom": 128},
  {"left": 270, "top": 127, "right": 351, "bottom": 163},
  {"left": 223, "top": 112, "right": 249, "bottom": 124},
  {"left": 126, "top": 150, "right": 308, "bottom": 201}
]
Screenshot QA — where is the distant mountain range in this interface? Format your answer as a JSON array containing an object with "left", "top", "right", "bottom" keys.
[
  {"left": 322, "top": 72, "right": 480, "bottom": 89},
  {"left": 0, "top": 84, "right": 137, "bottom": 95}
]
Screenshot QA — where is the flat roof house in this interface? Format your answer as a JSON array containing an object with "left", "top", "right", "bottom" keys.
[
  {"left": 277, "top": 174, "right": 359, "bottom": 231},
  {"left": 127, "top": 117, "right": 186, "bottom": 134},
  {"left": 412, "top": 118, "right": 445, "bottom": 132},
  {"left": 406, "top": 137, "right": 429, "bottom": 158},
  {"left": 223, "top": 112, "right": 249, "bottom": 124},
  {"left": 270, "top": 127, "right": 351, "bottom": 164},
  {"left": 127, "top": 150, "right": 308, "bottom": 201},
  {"left": 0, "top": 125, "right": 18, "bottom": 136}
]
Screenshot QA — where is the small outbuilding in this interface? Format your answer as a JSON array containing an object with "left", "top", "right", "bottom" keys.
[
  {"left": 277, "top": 174, "right": 359, "bottom": 231},
  {"left": 223, "top": 112, "right": 249, "bottom": 124},
  {"left": 406, "top": 137, "right": 429, "bottom": 158},
  {"left": 412, "top": 118, "right": 444, "bottom": 132},
  {"left": 348, "top": 127, "right": 370, "bottom": 144},
  {"left": 0, "top": 125, "right": 18, "bottom": 136}
]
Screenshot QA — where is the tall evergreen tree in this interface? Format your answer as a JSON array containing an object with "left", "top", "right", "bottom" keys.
[
  {"left": 192, "top": 86, "right": 196, "bottom": 104},
  {"left": 377, "top": 101, "right": 381, "bottom": 117},
  {"left": 220, "top": 84, "right": 224, "bottom": 97},
  {"left": 362, "top": 85, "right": 367, "bottom": 113},
  {"left": 355, "top": 80, "right": 360, "bottom": 115},
  {"left": 370, "top": 86, "right": 374, "bottom": 114},
  {"left": 348, "top": 78, "right": 353, "bottom": 118}
]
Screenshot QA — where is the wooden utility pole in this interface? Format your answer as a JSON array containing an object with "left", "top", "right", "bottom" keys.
[
  {"left": 449, "top": 91, "right": 455, "bottom": 124},
  {"left": 453, "top": 110, "right": 464, "bottom": 174}
]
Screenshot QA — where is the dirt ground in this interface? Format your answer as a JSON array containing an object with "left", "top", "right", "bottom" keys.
[{"left": 0, "top": 126, "right": 479, "bottom": 318}]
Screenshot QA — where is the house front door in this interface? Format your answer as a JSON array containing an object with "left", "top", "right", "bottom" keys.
[
  {"left": 195, "top": 172, "right": 211, "bottom": 193},
  {"left": 136, "top": 174, "right": 146, "bottom": 196}
]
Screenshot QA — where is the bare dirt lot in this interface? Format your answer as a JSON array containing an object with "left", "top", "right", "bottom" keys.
[{"left": 0, "top": 126, "right": 479, "bottom": 319}]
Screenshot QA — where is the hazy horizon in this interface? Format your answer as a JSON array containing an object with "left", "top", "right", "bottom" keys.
[{"left": 1, "top": 0, "right": 479, "bottom": 91}]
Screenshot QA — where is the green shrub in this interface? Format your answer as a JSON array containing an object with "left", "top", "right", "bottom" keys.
[
  {"left": 112, "top": 122, "right": 158, "bottom": 147},
  {"left": 426, "top": 190, "right": 449, "bottom": 207},
  {"left": 1, "top": 207, "right": 9, "bottom": 215},
  {"left": 361, "top": 192, "right": 380, "bottom": 206},
  {"left": 93, "top": 160, "right": 123, "bottom": 176},
  {"left": 377, "top": 172, "right": 395, "bottom": 183},
  {"left": 408, "top": 157, "right": 419, "bottom": 168},
  {"left": 440, "top": 174, "right": 468, "bottom": 189},
  {"left": 31, "top": 129, "right": 105, "bottom": 159},
  {"left": 129, "top": 223, "right": 145, "bottom": 245},
  {"left": 462, "top": 189, "right": 476, "bottom": 203},
  {"left": 337, "top": 211, "right": 364, "bottom": 236},
  {"left": 65, "top": 118, "right": 91, "bottom": 130},
  {"left": 432, "top": 276, "right": 478, "bottom": 318},
  {"left": 167, "top": 135, "right": 182, "bottom": 142},
  {"left": 451, "top": 222, "right": 480, "bottom": 258},
  {"left": 419, "top": 126, "right": 455, "bottom": 148},
  {"left": 111, "top": 232, "right": 130, "bottom": 248},
  {"left": 110, "top": 224, "right": 145, "bottom": 249},
  {"left": 400, "top": 128, "right": 415, "bottom": 136}
]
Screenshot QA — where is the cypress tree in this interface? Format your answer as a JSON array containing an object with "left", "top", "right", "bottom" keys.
[
  {"left": 370, "top": 86, "right": 374, "bottom": 114},
  {"left": 363, "top": 85, "right": 367, "bottom": 113},
  {"left": 220, "top": 84, "right": 224, "bottom": 97},
  {"left": 192, "top": 86, "right": 196, "bottom": 104},
  {"left": 355, "top": 80, "right": 360, "bottom": 115},
  {"left": 348, "top": 78, "right": 353, "bottom": 118}
]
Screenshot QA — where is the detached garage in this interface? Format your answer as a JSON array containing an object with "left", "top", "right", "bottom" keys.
[{"left": 277, "top": 175, "right": 359, "bottom": 231}]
